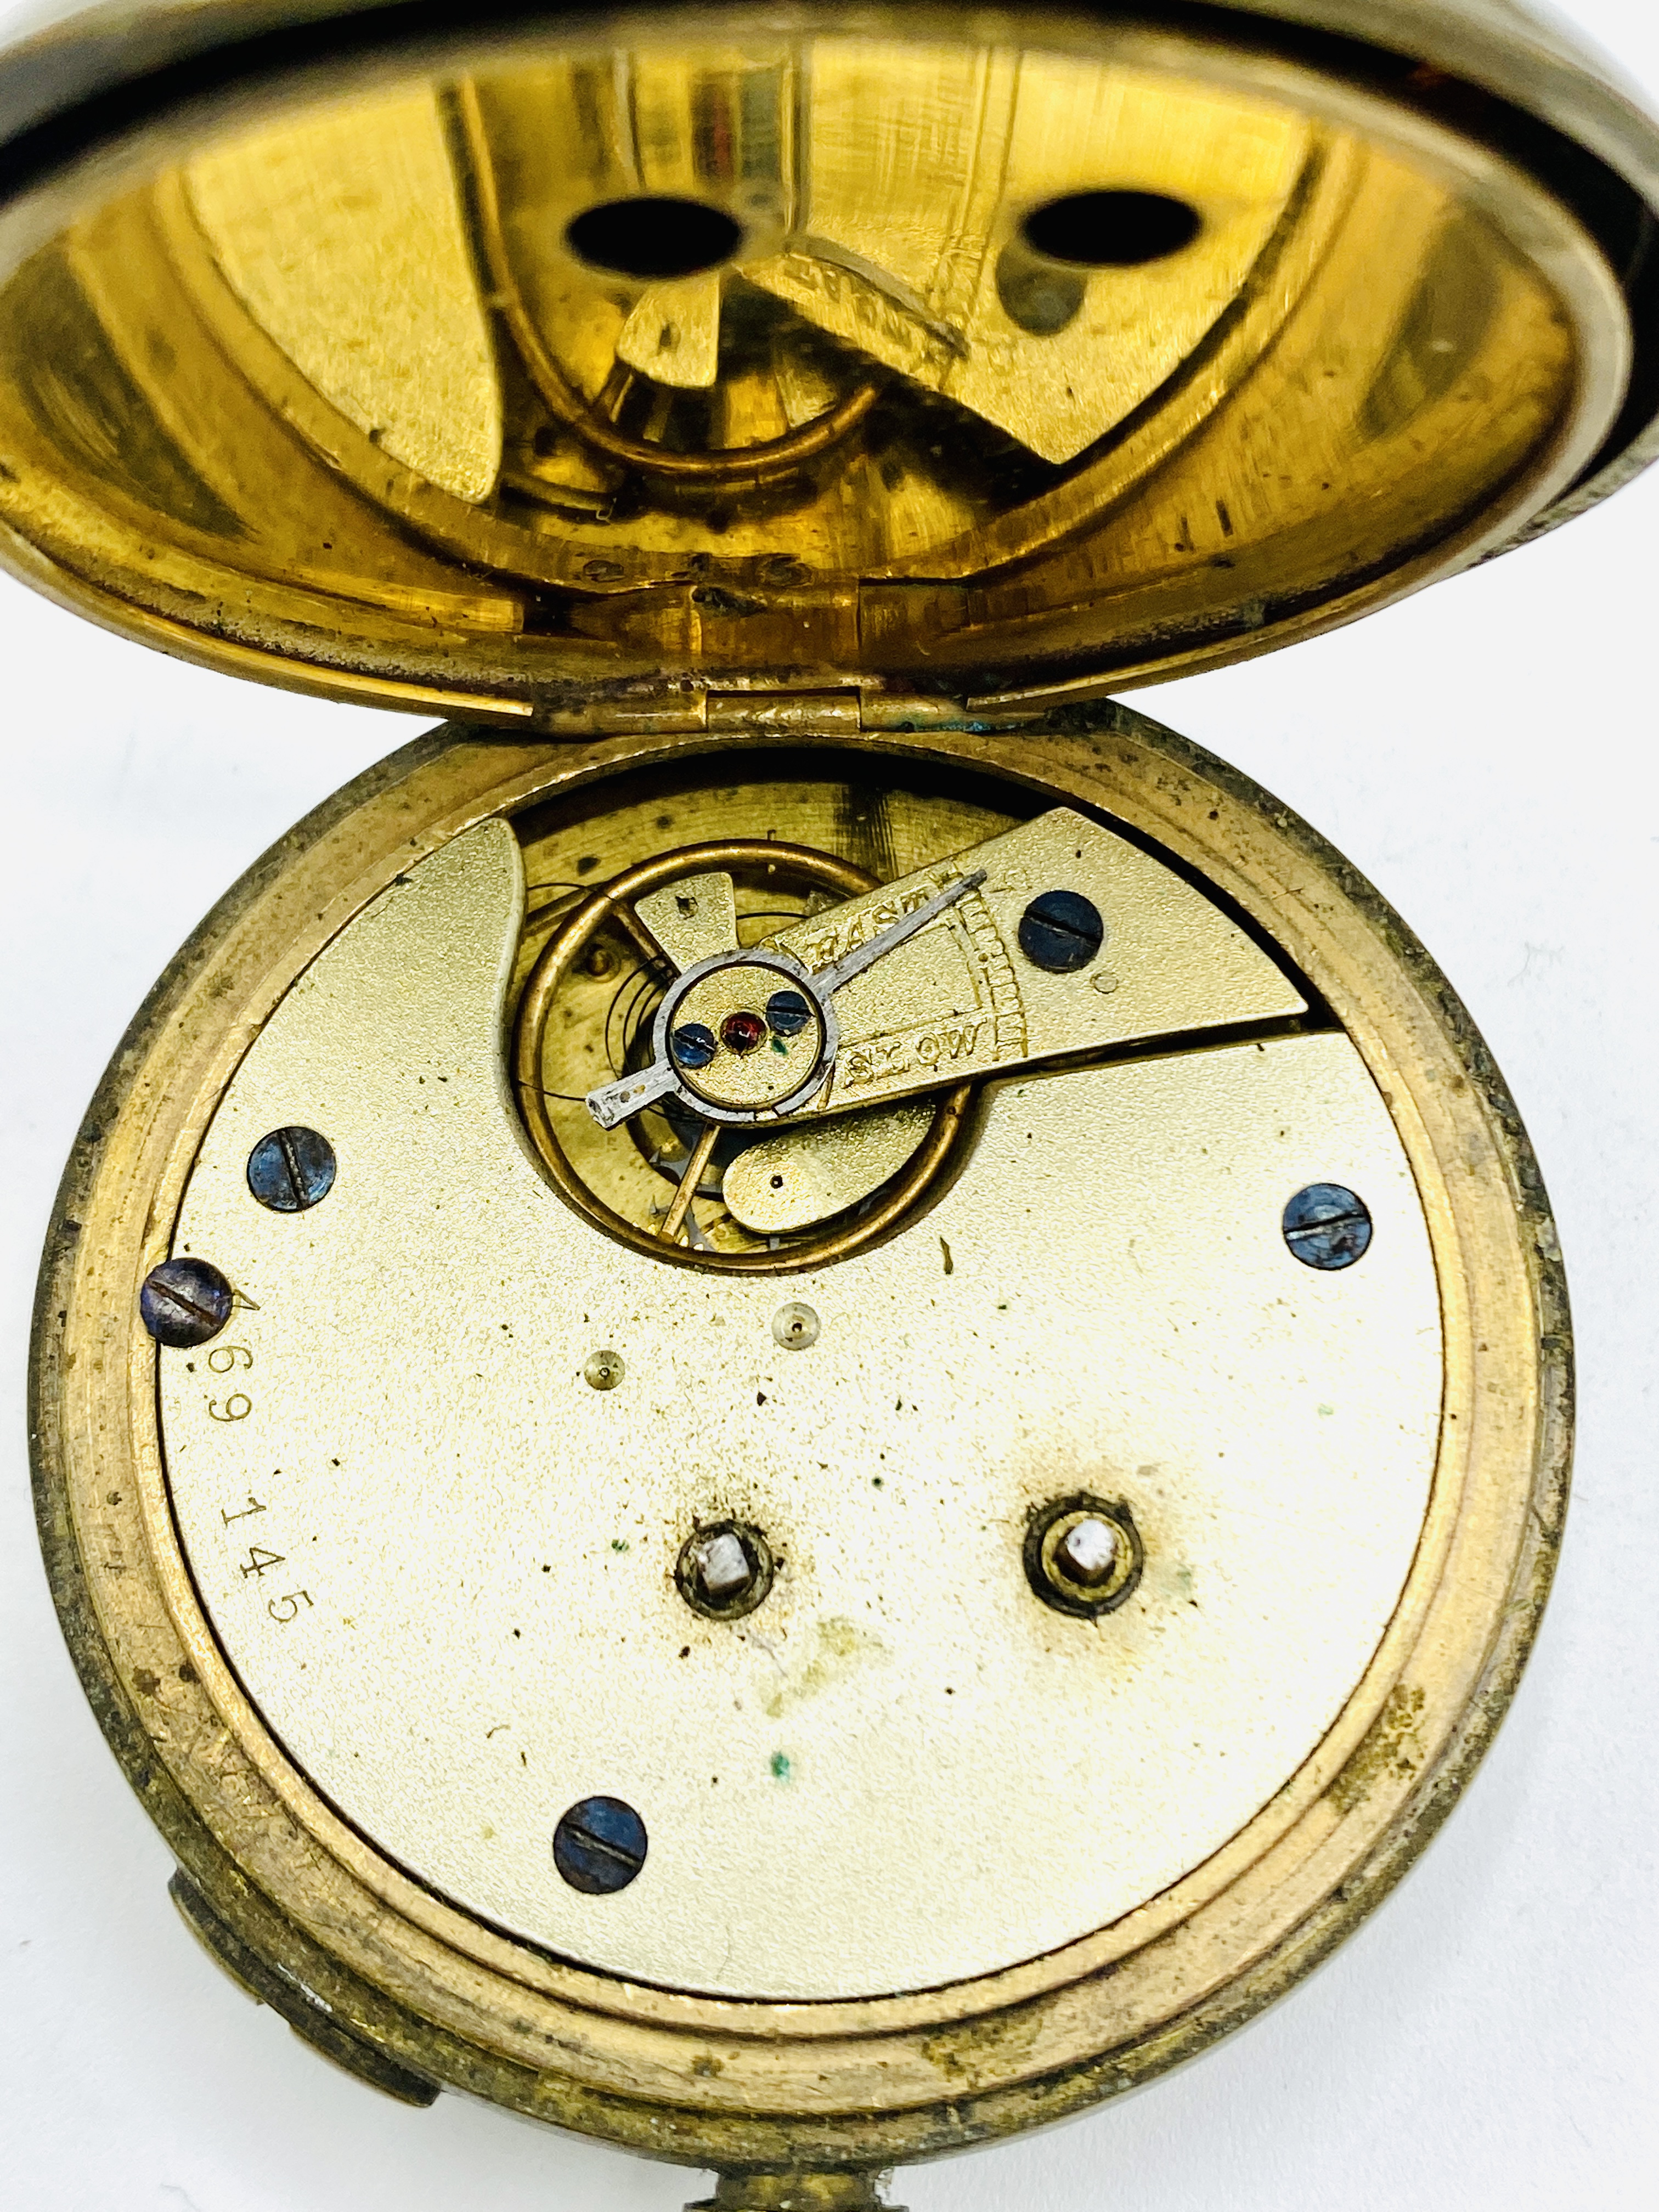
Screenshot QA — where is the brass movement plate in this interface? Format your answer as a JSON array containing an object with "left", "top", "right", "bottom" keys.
[
  {"left": 0, "top": 3, "right": 1647, "bottom": 714},
  {"left": 159, "top": 819, "right": 1435, "bottom": 2000},
  {"left": 30, "top": 708, "right": 1568, "bottom": 2174}
]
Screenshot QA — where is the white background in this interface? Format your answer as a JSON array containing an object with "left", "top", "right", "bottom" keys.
[{"left": 2, "top": 3, "right": 1656, "bottom": 2206}]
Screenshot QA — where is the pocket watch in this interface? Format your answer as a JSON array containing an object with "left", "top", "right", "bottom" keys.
[{"left": 8, "top": 3, "right": 1657, "bottom": 2205}]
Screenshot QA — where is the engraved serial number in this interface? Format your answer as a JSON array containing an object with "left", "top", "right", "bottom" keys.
[{"left": 193, "top": 1331, "right": 319, "bottom": 1632}]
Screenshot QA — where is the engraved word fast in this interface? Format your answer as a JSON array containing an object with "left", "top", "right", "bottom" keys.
[{"left": 799, "top": 877, "right": 957, "bottom": 974}]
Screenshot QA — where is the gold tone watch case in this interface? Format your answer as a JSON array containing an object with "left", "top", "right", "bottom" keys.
[
  {"left": 33, "top": 708, "right": 1569, "bottom": 2173},
  {"left": 0, "top": 1, "right": 1655, "bottom": 721},
  {"left": 7, "top": 0, "right": 1646, "bottom": 2198}
]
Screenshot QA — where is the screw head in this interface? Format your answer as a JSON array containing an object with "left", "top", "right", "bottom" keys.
[
  {"left": 771, "top": 1301, "right": 820, "bottom": 1350},
  {"left": 1283, "top": 1183, "right": 1373, "bottom": 1269},
  {"left": 765, "top": 988, "right": 813, "bottom": 1037},
  {"left": 246, "top": 1126, "right": 336, "bottom": 1212},
  {"left": 552, "top": 1795, "right": 648, "bottom": 1894},
  {"left": 1026, "top": 1494, "right": 1143, "bottom": 1617},
  {"left": 139, "top": 1257, "right": 234, "bottom": 1347},
  {"left": 584, "top": 1348, "right": 625, "bottom": 1391},
  {"left": 1018, "top": 889, "right": 1105, "bottom": 973},
  {"left": 670, "top": 1021, "right": 718, "bottom": 1070},
  {"left": 675, "top": 1520, "right": 775, "bottom": 1620}
]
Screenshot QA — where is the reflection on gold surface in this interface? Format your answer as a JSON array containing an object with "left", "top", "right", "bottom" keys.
[
  {"left": 0, "top": 21, "right": 1625, "bottom": 710},
  {"left": 183, "top": 91, "right": 501, "bottom": 502},
  {"left": 743, "top": 43, "right": 1309, "bottom": 464}
]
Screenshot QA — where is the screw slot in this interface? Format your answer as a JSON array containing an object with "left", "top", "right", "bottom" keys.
[
  {"left": 139, "top": 1257, "right": 234, "bottom": 1347},
  {"left": 246, "top": 1126, "right": 336, "bottom": 1212},
  {"left": 670, "top": 1022, "right": 718, "bottom": 1070},
  {"left": 1283, "top": 1183, "right": 1373, "bottom": 1270},
  {"left": 765, "top": 988, "right": 813, "bottom": 1037},
  {"left": 1025, "top": 1493, "right": 1143, "bottom": 1617},
  {"left": 552, "top": 1796, "right": 648, "bottom": 1894},
  {"left": 675, "top": 1519, "right": 775, "bottom": 1621},
  {"left": 1018, "top": 890, "right": 1105, "bottom": 973}
]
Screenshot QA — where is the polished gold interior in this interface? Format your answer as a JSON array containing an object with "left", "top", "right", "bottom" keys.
[{"left": 0, "top": 18, "right": 1629, "bottom": 710}]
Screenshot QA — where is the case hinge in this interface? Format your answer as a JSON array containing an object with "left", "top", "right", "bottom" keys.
[{"left": 537, "top": 688, "right": 1040, "bottom": 738}]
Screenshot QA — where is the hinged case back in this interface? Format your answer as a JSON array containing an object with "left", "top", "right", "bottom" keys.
[{"left": 0, "top": 1, "right": 1655, "bottom": 723}]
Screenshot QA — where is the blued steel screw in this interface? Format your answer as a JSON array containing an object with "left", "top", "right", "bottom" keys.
[
  {"left": 553, "top": 1795, "right": 648, "bottom": 1894},
  {"left": 670, "top": 1022, "right": 718, "bottom": 1070},
  {"left": 1283, "top": 1183, "right": 1373, "bottom": 1270},
  {"left": 246, "top": 1126, "right": 336, "bottom": 1212},
  {"left": 765, "top": 988, "right": 812, "bottom": 1037},
  {"left": 139, "top": 1257, "right": 234, "bottom": 1347},
  {"left": 1018, "top": 889, "right": 1105, "bottom": 973}
]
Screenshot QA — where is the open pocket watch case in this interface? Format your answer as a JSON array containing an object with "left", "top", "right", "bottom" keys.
[{"left": 8, "top": 2, "right": 1658, "bottom": 2205}]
